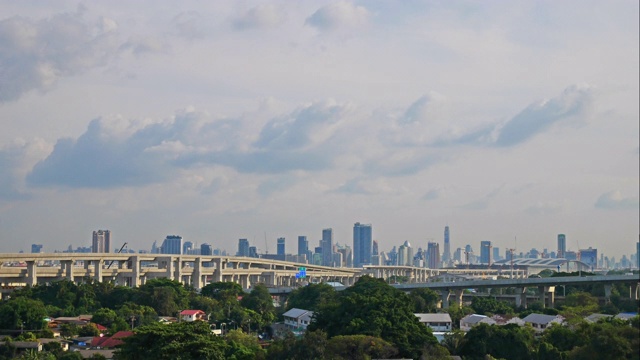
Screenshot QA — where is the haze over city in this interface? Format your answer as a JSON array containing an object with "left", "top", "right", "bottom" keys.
[{"left": 0, "top": 1, "right": 638, "bottom": 259}]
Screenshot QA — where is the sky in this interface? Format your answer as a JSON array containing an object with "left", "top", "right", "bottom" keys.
[{"left": 0, "top": 1, "right": 638, "bottom": 261}]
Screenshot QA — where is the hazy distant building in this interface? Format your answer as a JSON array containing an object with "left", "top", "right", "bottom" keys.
[
  {"left": 443, "top": 226, "right": 451, "bottom": 262},
  {"left": 298, "top": 236, "right": 309, "bottom": 260},
  {"left": 237, "top": 239, "right": 249, "bottom": 257},
  {"left": 201, "top": 243, "right": 212, "bottom": 256},
  {"left": 353, "top": 222, "right": 372, "bottom": 268},
  {"left": 249, "top": 246, "right": 258, "bottom": 258},
  {"left": 454, "top": 247, "right": 462, "bottom": 262},
  {"left": 493, "top": 247, "right": 500, "bottom": 262},
  {"left": 427, "top": 242, "right": 440, "bottom": 269},
  {"left": 31, "top": 244, "right": 43, "bottom": 253},
  {"left": 277, "top": 237, "right": 286, "bottom": 256},
  {"left": 161, "top": 235, "right": 183, "bottom": 254},
  {"left": 480, "top": 241, "right": 492, "bottom": 265},
  {"left": 557, "top": 234, "right": 566, "bottom": 259},
  {"left": 183, "top": 241, "right": 194, "bottom": 254},
  {"left": 336, "top": 244, "right": 353, "bottom": 268},
  {"left": 372, "top": 240, "right": 379, "bottom": 256},
  {"left": 398, "top": 241, "right": 413, "bottom": 266},
  {"left": 322, "top": 228, "right": 333, "bottom": 267},
  {"left": 580, "top": 247, "right": 598, "bottom": 269},
  {"left": 92, "top": 230, "right": 111, "bottom": 253}
]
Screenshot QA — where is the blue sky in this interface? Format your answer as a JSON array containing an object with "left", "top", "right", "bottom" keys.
[{"left": 0, "top": 1, "right": 638, "bottom": 259}]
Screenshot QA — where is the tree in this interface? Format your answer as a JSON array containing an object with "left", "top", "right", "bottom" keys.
[
  {"left": 310, "top": 276, "right": 437, "bottom": 359},
  {"left": 470, "top": 297, "right": 514, "bottom": 315},
  {"left": 457, "top": 323, "right": 536, "bottom": 360},
  {"left": 409, "top": 288, "right": 440, "bottom": 313},
  {"left": 0, "top": 297, "right": 48, "bottom": 331},
  {"left": 240, "top": 284, "right": 276, "bottom": 329},
  {"left": 79, "top": 323, "right": 101, "bottom": 337},
  {"left": 115, "top": 321, "right": 226, "bottom": 360},
  {"left": 224, "top": 330, "right": 265, "bottom": 360},
  {"left": 285, "top": 283, "right": 337, "bottom": 312},
  {"left": 326, "top": 335, "right": 398, "bottom": 360},
  {"left": 60, "top": 323, "right": 80, "bottom": 338},
  {"left": 91, "top": 308, "right": 119, "bottom": 328},
  {"left": 135, "top": 278, "right": 191, "bottom": 316}
]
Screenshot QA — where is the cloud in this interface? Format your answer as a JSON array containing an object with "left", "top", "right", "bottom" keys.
[
  {"left": 306, "top": 2, "right": 370, "bottom": 31},
  {"left": 233, "top": 5, "right": 286, "bottom": 30},
  {"left": 595, "top": 190, "right": 639, "bottom": 210},
  {"left": 257, "top": 175, "right": 298, "bottom": 197},
  {"left": 172, "top": 11, "right": 206, "bottom": 39},
  {"left": 0, "top": 9, "right": 119, "bottom": 102},
  {"left": 494, "top": 84, "right": 595, "bottom": 147},
  {"left": 460, "top": 185, "right": 504, "bottom": 210},
  {"left": 422, "top": 188, "right": 444, "bottom": 201},
  {"left": 525, "top": 201, "right": 565, "bottom": 215},
  {"left": 334, "top": 177, "right": 371, "bottom": 195},
  {"left": 0, "top": 144, "right": 31, "bottom": 201}
]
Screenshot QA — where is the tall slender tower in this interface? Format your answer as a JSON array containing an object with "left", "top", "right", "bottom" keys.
[
  {"left": 557, "top": 234, "right": 566, "bottom": 258},
  {"left": 92, "top": 230, "right": 111, "bottom": 253},
  {"left": 322, "top": 228, "right": 333, "bottom": 267},
  {"left": 443, "top": 226, "right": 451, "bottom": 262}
]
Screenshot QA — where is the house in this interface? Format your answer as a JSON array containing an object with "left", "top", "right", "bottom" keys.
[
  {"left": 180, "top": 310, "right": 206, "bottom": 322},
  {"left": 522, "top": 313, "right": 564, "bottom": 332},
  {"left": 491, "top": 314, "right": 525, "bottom": 327},
  {"left": 38, "top": 338, "right": 71, "bottom": 352},
  {"left": 77, "top": 349, "right": 116, "bottom": 359},
  {"left": 615, "top": 312, "right": 638, "bottom": 321},
  {"left": 415, "top": 313, "right": 453, "bottom": 332},
  {"left": 282, "top": 308, "right": 314, "bottom": 332},
  {"left": 460, "top": 314, "right": 496, "bottom": 331},
  {"left": 91, "top": 331, "right": 134, "bottom": 349},
  {"left": 12, "top": 341, "right": 42, "bottom": 353},
  {"left": 158, "top": 316, "right": 177, "bottom": 324},
  {"left": 585, "top": 313, "right": 613, "bottom": 323}
]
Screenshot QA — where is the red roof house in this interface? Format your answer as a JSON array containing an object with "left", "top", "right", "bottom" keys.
[
  {"left": 180, "top": 310, "right": 206, "bottom": 322},
  {"left": 91, "top": 331, "right": 134, "bottom": 349}
]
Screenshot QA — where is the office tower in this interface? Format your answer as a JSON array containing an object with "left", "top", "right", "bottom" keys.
[
  {"left": 298, "top": 236, "right": 309, "bottom": 257},
  {"left": 249, "top": 246, "right": 258, "bottom": 258},
  {"left": 201, "top": 243, "right": 212, "bottom": 256},
  {"left": 336, "top": 244, "right": 353, "bottom": 268},
  {"left": 92, "top": 230, "right": 111, "bottom": 253},
  {"left": 398, "top": 241, "right": 413, "bottom": 266},
  {"left": 183, "top": 241, "right": 194, "bottom": 254},
  {"left": 493, "top": 247, "right": 500, "bottom": 262},
  {"left": 322, "top": 228, "right": 333, "bottom": 267},
  {"left": 580, "top": 247, "right": 598, "bottom": 269},
  {"left": 427, "top": 242, "right": 440, "bottom": 269},
  {"left": 454, "top": 247, "right": 462, "bottom": 262},
  {"left": 277, "top": 237, "right": 285, "bottom": 256},
  {"left": 31, "top": 244, "right": 43, "bottom": 253},
  {"left": 443, "top": 226, "right": 451, "bottom": 262},
  {"left": 161, "top": 235, "right": 183, "bottom": 254},
  {"left": 372, "top": 240, "right": 379, "bottom": 256},
  {"left": 557, "top": 234, "right": 566, "bottom": 258},
  {"left": 237, "top": 239, "right": 250, "bottom": 257},
  {"left": 388, "top": 246, "right": 398, "bottom": 266},
  {"left": 480, "top": 241, "right": 492, "bottom": 264},
  {"left": 353, "top": 222, "right": 373, "bottom": 268}
]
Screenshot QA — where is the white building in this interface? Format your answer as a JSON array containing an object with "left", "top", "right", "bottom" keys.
[
  {"left": 415, "top": 313, "right": 452, "bottom": 332},
  {"left": 460, "top": 314, "right": 496, "bottom": 331},
  {"left": 522, "top": 313, "right": 564, "bottom": 332},
  {"left": 283, "top": 308, "right": 314, "bottom": 332}
]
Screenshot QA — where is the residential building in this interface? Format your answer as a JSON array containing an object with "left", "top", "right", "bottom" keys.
[
  {"left": 180, "top": 310, "right": 206, "bottom": 322},
  {"left": 353, "top": 222, "right": 373, "bottom": 268},
  {"left": 557, "top": 234, "right": 566, "bottom": 258},
  {"left": 522, "top": 313, "right": 564, "bottom": 332},
  {"left": 460, "top": 314, "right": 496, "bottom": 331},
  {"left": 322, "top": 228, "right": 333, "bottom": 267},
  {"left": 283, "top": 308, "right": 314, "bottom": 332},
  {"left": 580, "top": 247, "right": 598, "bottom": 269},
  {"left": 92, "top": 230, "right": 111, "bottom": 253},
  {"left": 277, "top": 237, "right": 285, "bottom": 256},
  {"left": 237, "top": 239, "right": 249, "bottom": 257},
  {"left": 183, "top": 241, "right": 193, "bottom": 254},
  {"left": 398, "top": 241, "right": 413, "bottom": 266},
  {"left": 160, "top": 235, "right": 183, "bottom": 255},
  {"left": 415, "top": 313, "right": 452, "bottom": 332},
  {"left": 427, "top": 242, "right": 440, "bottom": 269}
]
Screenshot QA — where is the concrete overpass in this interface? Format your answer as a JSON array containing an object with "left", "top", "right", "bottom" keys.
[{"left": 268, "top": 274, "right": 640, "bottom": 309}]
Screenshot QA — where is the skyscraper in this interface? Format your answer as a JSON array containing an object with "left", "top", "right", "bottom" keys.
[
  {"left": 183, "top": 241, "right": 194, "bottom": 254},
  {"left": 201, "top": 243, "right": 212, "bottom": 256},
  {"left": 297, "top": 236, "right": 308, "bottom": 256},
  {"left": 557, "top": 234, "right": 566, "bottom": 258},
  {"left": 92, "top": 230, "right": 111, "bottom": 253},
  {"left": 480, "top": 241, "right": 492, "bottom": 265},
  {"left": 372, "top": 240, "right": 379, "bottom": 256},
  {"left": 427, "top": 242, "right": 440, "bottom": 269},
  {"left": 277, "top": 237, "right": 285, "bottom": 256},
  {"left": 353, "top": 222, "right": 372, "bottom": 268},
  {"left": 322, "top": 228, "right": 333, "bottom": 267},
  {"left": 161, "top": 235, "right": 183, "bottom": 254},
  {"left": 31, "top": 244, "right": 43, "bottom": 253},
  {"left": 237, "top": 239, "right": 249, "bottom": 257},
  {"left": 443, "top": 226, "right": 451, "bottom": 262}
]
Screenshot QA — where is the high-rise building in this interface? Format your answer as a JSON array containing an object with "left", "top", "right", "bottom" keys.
[
  {"left": 322, "top": 228, "right": 333, "bottom": 267},
  {"left": 183, "top": 241, "right": 194, "bottom": 254},
  {"left": 277, "top": 237, "right": 285, "bottom": 256},
  {"left": 427, "top": 242, "right": 440, "bottom": 269},
  {"left": 443, "top": 226, "right": 451, "bottom": 262},
  {"left": 336, "top": 244, "right": 353, "bottom": 268},
  {"left": 372, "top": 240, "right": 379, "bottom": 256},
  {"left": 237, "top": 239, "right": 250, "bottom": 257},
  {"left": 353, "top": 222, "right": 372, "bottom": 268},
  {"left": 398, "top": 241, "right": 413, "bottom": 266},
  {"left": 92, "top": 230, "right": 111, "bottom": 253},
  {"left": 480, "top": 241, "right": 492, "bottom": 265},
  {"left": 493, "top": 247, "right": 500, "bottom": 262},
  {"left": 580, "top": 247, "right": 598, "bottom": 269},
  {"left": 31, "top": 244, "right": 43, "bottom": 253},
  {"left": 201, "top": 243, "right": 212, "bottom": 256},
  {"left": 557, "top": 234, "right": 566, "bottom": 258},
  {"left": 454, "top": 247, "right": 462, "bottom": 262},
  {"left": 161, "top": 235, "right": 183, "bottom": 254},
  {"left": 298, "top": 236, "right": 309, "bottom": 257},
  {"left": 249, "top": 246, "right": 258, "bottom": 258}
]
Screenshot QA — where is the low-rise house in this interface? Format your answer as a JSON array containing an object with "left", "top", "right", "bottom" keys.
[
  {"left": 415, "top": 313, "right": 453, "bottom": 332},
  {"left": 491, "top": 314, "right": 525, "bottom": 326},
  {"left": 460, "top": 314, "right": 496, "bottom": 331},
  {"left": 180, "top": 310, "right": 206, "bottom": 322},
  {"left": 78, "top": 349, "right": 115, "bottom": 359},
  {"left": 38, "top": 338, "right": 71, "bottom": 351},
  {"left": 283, "top": 308, "right": 314, "bottom": 332},
  {"left": 615, "top": 312, "right": 638, "bottom": 321},
  {"left": 158, "top": 316, "right": 177, "bottom": 324},
  {"left": 12, "top": 341, "right": 42, "bottom": 353},
  {"left": 585, "top": 313, "right": 613, "bottom": 323},
  {"left": 91, "top": 331, "right": 133, "bottom": 349},
  {"left": 522, "top": 313, "right": 564, "bottom": 332}
]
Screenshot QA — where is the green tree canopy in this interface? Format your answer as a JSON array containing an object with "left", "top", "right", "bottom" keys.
[
  {"left": 285, "top": 283, "right": 337, "bottom": 312},
  {"left": 0, "top": 297, "right": 48, "bottom": 331},
  {"left": 240, "top": 284, "right": 276, "bottom": 329}
]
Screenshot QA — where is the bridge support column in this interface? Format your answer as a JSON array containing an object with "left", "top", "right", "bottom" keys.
[
  {"left": 193, "top": 257, "right": 203, "bottom": 289},
  {"left": 604, "top": 284, "right": 612, "bottom": 303},
  {"left": 631, "top": 284, "right": 639, "bottom": 300},
  {"left": 240, "top": 275, "right": 250, "bottom": 290},
  {"left": 537, "top": 286, "right": 546, "bottom": 308},
  {"left": 26, "top": 261, "right": 37, "bottom": 286},
  {"left": 212, "top": 258, "right": 222, "bottom": 283},
  {"left": 545, "top": 286, "right": 556, "bottom": 308},
  {"left": 174, "top": 257, "right": 183, "bottom": 284},
  {"left": 454, "top": 289, "right": 464, "bottom": 307},
  {"left": 440, "top": 290, "right": 451, "bottom": 309},
  {"left": 62, "top": 260, "right": 74, "bottom": 282},
  {"left": 516, "top": 287, "right": 528, "bottom": 309},
  {"left": 94, "top": 260, "right": 103, "bottom": 282},
  {"left": 130, "top": 256, "right": 140, "bottom": 288}
]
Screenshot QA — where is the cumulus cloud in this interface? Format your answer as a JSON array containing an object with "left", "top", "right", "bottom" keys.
[
  {"left": 305, "top": 2, "right": 370, "bottom": 31},
  {"left": 0, "top": 9, "right": 119, "bottom": 102},
  {"left": 233, "top": 5, "right": 286, "bottom": 30},
  {"left": 595, "top": 190, "right": 639, "bottom": 210},
  {"left": 494, "top": 84, "right": 595, "bottom": 147},
  {"left": 0, "top": 144, "right": 31, "bottom": 201}
]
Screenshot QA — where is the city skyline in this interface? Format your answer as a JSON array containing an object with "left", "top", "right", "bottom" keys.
[{"left": 0, "top": 2, "right": 638, "bottom": 259}]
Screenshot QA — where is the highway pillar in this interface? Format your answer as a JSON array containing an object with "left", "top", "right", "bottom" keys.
[
  {"left": 440, "top": 290, "right": 451, "bottom": 309},
  {"left": 212, "top": 258, "right": 222, "bottom": 283},
  {"left": 631, "top": 284, "right": 639, "bottom": 300},
  {"left": 94, "top": 259, "right": 103, "bottom": 282},
  {"left": 538, "top": 286, "right": 546, "bottom": 308},
  {"left": 545, "top": 286, "right": 556, "bottom": 308},
  {"left": 516, "top": 287, "right": 528, "bottom": 309},
  {"left": 26, "top": 261, "right": 37, "bottom": 286},
  {"left": 174, "top": 257, "right": 183, "bottom": 284},
  {"left": 454, "top": 289, "right": 464, "bottom": 307},
  {"left": 604, "top": 284, "right": 612, "bottom": 303},
  {"left": 193, "top": 257, "right": 203, "bottom": 289},
  {"left": 130, "top": 256, "right": 140, "bottom": 288},
  {"left": 62, "top": 260, "right": 74, "bottom": 282}
]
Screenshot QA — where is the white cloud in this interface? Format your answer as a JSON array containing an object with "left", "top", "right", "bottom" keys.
[
  {"left": 595, "top": 190, "right": 639, "bottom": 210},
  {"left": 233, "top": 5, "right": 286, "bottom": 31},
  {"left": 306, "top": 2, "right": 370, "bottom": 31}
]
